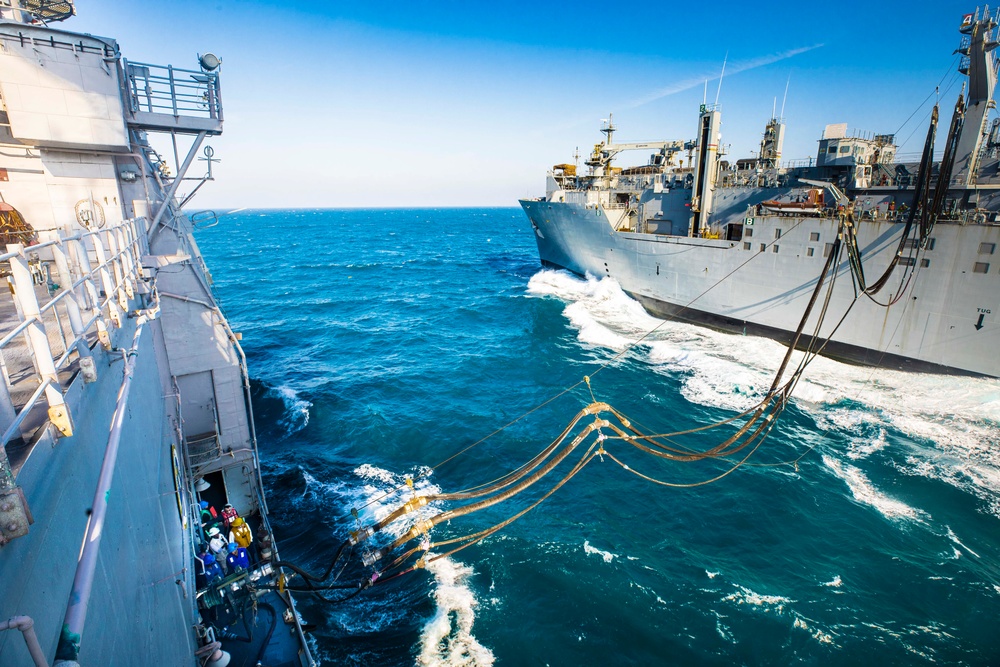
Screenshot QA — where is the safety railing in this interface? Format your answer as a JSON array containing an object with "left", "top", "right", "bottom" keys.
[
  {"left": 124, "top": 60, "right": 222, "bottom": 121},
  {"left": 0, "top": 218, "right": 146, "bottom": 449}
]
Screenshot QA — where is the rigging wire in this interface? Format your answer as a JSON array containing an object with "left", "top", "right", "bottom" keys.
[{"left": 333, "top": 219, "right": 810, "bottom": 523}]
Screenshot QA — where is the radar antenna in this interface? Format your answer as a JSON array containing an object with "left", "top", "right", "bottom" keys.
[{"left": 601, "top": 114, "right": 616, "bottom": 145}]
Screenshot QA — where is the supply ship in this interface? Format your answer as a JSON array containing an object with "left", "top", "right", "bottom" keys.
[
  {"left": 521, "top": 9, "right": 1000, "bottom": 378},
  {"left": 0, "top": 2, "right": 314, "bottom": 665}
]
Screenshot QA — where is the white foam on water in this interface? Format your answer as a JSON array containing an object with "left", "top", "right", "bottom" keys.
[
  {"left": 527, "top": 269, "right": 1000, "bottom": 514},
  {"left": 822, "top": 575, "right": 843, "bottom": 588},
  {"left": 273, "top": 384, "right": 311, "bottom": 434},
  {"left": 417, "top": 557, "right": 496, "bottom": 667},
  {"left": 348, "top": 464, "right": 442, "bottom": 541},
  {"left": 822, "top": 455, "right": 927, "bottom": 522},
  {"left": 791, "top": 615, "right": 836, "bottom": 646},
  {"left": 945, "top": 526, "right": 980, "bottom": 558},
  {"left": 300, "top": 464, "right": 493, "bottom": 661},
  {"left": 583, "top": 540, "right": 618, "bottom": 563},
  {"left": 706, "top": 570, "right": 720, "bottom": 579},
  {"left": 709, "top": 609, "right": 735, "bottom": 644},
  {"left": 722, "top": 585, "right": 792, "bottom": 613}
]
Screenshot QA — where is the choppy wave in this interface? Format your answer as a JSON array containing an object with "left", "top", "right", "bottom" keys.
[
  {"left": 582, "top": 540, "right": 618, "bottom": 563},
  {"left": 822, "top": 455, "right": 927, "bottom": 522},
  {"left": 722, "top": 585, "right": 793, "bottom": 613},
  {"left": 271, "top": 384, "right": 312, "bottom": 434}
]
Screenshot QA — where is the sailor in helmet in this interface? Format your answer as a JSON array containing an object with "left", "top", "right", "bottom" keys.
[
  {"left": 202, "top": 552, "right": 223, "bottom": 584},
  {"left": 225, "top": 542, "right": 250, "bottom": 574},
  {"left": 207, "top": 526, "right": 229, "bottom": 569},
  {"left": 229, "top": 516, "right": 253, "bottom": 549}
]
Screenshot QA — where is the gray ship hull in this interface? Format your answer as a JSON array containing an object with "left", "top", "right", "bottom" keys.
[{"left": 521, "top": 197, "right": 1000, "bottom": 377}]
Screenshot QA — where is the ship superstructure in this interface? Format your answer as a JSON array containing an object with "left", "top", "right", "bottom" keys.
[
  {"left": 521, "top": 9, "right": 1000, "bottom": 378},
  {"left": 0, "top": 2, "right": 313, "bottom": 665}
]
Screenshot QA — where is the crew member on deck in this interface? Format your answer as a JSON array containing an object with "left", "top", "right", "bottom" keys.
[
  {"left": 202, "top": 553, "right": 223, "bottom": 584},
  {"left": 200, "top": 500, "right": 219, "bottom": 538},
  {"left": 207, "top": 526, "right": 229, "bottom": 567},
  {"left": 229, "top": 516, "right": 253, "bottom": 549},
  {"left": 226, "top": 542, "right": 250, "bottom": 573},
  {"left": 220, "top": 503, "right": 239, "bottom": 529}
]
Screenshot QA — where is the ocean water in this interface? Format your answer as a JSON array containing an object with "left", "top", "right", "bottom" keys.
[{"left": 195, "top": 208, "right": 1000, "bottom": 666}]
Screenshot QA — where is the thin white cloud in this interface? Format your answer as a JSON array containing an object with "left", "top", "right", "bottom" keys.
[{"left": 626, "top": 44, "right": 823, "bottom": 109}]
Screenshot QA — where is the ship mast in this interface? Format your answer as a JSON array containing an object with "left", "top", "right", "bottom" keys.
[{"left": 952, "top": 6, "right": 999, "bottom": 184}]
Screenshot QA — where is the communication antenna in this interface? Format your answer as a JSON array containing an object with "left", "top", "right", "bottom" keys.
[
  {"left": 703, "top": 80, "right": 708, "bottom": 105},
  {"left": 714, "top": 52, "right": 728, "bottom": 106}
]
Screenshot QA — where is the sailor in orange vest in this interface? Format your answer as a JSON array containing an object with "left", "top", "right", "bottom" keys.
[{"left": 220, "top": 503, "right": 239, "bottom": 530}]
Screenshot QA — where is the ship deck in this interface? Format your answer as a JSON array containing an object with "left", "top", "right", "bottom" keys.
[{"left": 214, "top": 589, "right": 306, "bottom": 667}]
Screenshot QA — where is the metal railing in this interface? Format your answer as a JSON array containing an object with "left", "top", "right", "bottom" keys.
[
  {"left": 0, "top": 27, "right": 116, "bottom": 57},
  {"left": 124, "top": 60, "right": 223, "bottom": 121},
  {"left": 0, "top": 218, "right": 146, "bottom": 449}
]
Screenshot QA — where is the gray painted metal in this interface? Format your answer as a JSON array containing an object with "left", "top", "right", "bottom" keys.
[
  {"left": 56, "top": 318, "right": 147, "bottom": 662},
  {"left": 0, "top": 8, "right": 312, "bottom": 667}
]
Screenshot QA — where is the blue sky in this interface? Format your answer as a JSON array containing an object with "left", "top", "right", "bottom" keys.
[{"left": 73, "top": 1, "right": 978, "bottom": 207}]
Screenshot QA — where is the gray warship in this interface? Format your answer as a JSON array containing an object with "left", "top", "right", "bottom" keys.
[
  {"left": 0, "top": 2, "right": 314, "bottom": 665},
  {"left": 522, "top": 9, "right": 1000, "bottom": 378}
]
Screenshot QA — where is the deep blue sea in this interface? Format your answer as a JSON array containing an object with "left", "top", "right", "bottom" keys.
[{"left": 195, "top": 208, "right": 1000, "bottom": 666}]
